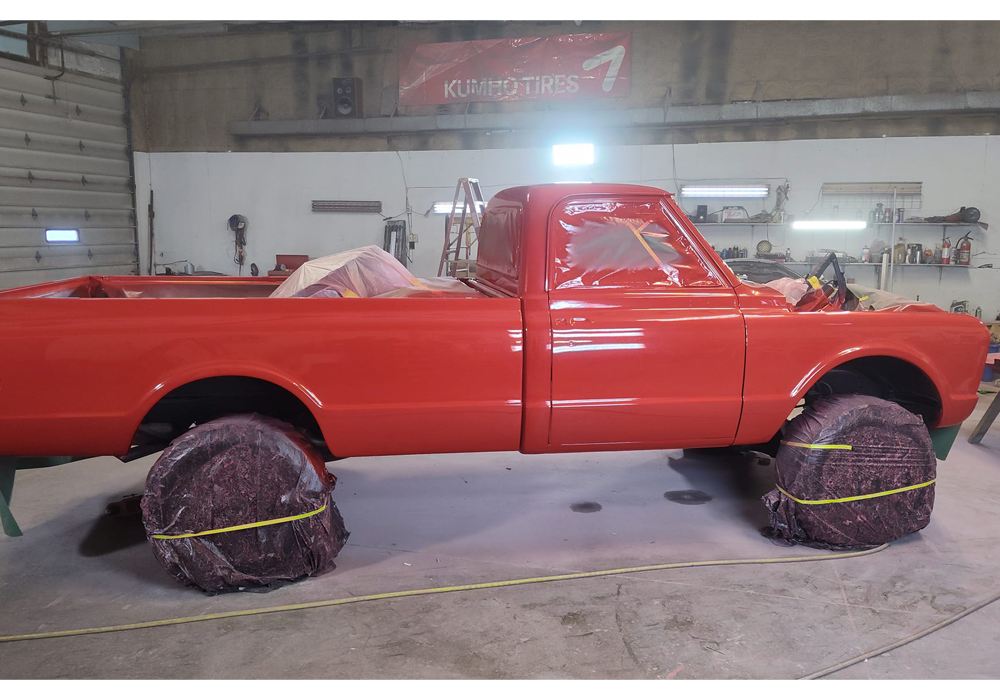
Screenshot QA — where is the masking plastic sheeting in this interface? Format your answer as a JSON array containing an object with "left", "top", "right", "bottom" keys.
[
  {"left": 375, "top": 276, "right": 485, "bottom": 299},
  {"left": 270, "top": 246, "right": 419, "bottom": 299},
  {"left": 764, "top": 277, "right": 810, "bottom": 306},
  {"left": 849, "top": 285, "right": 937, "bottom": 312},
  {"left": 142, "top": 415, "right": 349, "bottom": 594},
  {"left": 552, "top": 199, "right": 723, "bottom": 289},
  {"left": 763, "top": 395, "right": 936, "bottom": 550}
]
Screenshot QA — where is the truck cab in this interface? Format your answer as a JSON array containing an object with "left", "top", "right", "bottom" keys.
[{"left": 474, "top": 184, "right": 986, "bottom": 455}]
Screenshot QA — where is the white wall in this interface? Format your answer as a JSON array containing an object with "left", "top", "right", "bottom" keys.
[{"left": 135, "top": 135, "right": 1000, "bottom": 320}]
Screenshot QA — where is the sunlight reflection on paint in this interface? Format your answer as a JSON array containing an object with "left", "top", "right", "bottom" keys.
[
  {"left": 553, "top": 342, "right": 646, "bottom": 354},
  {"left": 296, "top": 384, "right": 323, "bottom": 408}
]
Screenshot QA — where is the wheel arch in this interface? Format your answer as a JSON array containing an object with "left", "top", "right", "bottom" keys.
[
  {"left": 795, "top": 350, "right": 944, "bottom": 424},
  {"left": 126, "top": 368, "right": 332, "bottom": 459},
  {"left": 739, "top": 349, "right": 945, "bottom": 455}
]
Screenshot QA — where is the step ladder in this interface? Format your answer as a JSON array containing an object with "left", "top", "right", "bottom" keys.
[{"left": 438, "top": 178, "right": 485, "bottom": 278}]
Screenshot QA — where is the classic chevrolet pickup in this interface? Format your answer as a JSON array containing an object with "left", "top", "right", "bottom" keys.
[{"left": 0, "top": 184, "right": 989, "bottom": 497}]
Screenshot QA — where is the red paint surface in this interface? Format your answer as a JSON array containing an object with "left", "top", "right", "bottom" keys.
[
  {"left": 398, "top": 32, "right": 631, "bottom": 106},
  {"left": 0, "top": 184, "right": 989, "bottom": 460}
]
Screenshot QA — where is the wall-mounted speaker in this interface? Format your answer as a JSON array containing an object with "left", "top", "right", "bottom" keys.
[{"left": 319, "top": 77, "right": 362, "bottom": 119}]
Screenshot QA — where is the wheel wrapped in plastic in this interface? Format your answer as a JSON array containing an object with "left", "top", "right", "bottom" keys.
[
  {"left": 762, "top": 395, "right": 936, "bottom": 549},
  {"left": 141, "top": 414, "right": 349, "bottom": 593}
]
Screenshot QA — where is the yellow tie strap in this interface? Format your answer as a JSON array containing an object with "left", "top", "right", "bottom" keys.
[
  {"left": 781, "top": 440, "right": 852, "bottom": 451},
  {"left": 151, "top": 503, "right": 327, "bottom": 540},
  {"left": 776, "top": 479, "right": 936, "bottom": 505}
]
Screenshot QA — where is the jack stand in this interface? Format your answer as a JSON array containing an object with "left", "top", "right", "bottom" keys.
[{"left": 0, "top": 460, "right": 20, "bottom": 537}]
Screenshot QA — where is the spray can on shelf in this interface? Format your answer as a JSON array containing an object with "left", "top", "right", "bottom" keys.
[
  {"left": 897, "top": 208, "right": 904, "bottom": 223},
  {"left": 941, "top": 237, "right": 951, "bottom": 265},
  {"left": 861, "top": 245, "right": 870, "bottom": 263}
]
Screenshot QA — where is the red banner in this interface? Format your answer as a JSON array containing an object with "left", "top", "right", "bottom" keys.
[{"left": 398, "top": 32, "right": 631, "bottom": 106}]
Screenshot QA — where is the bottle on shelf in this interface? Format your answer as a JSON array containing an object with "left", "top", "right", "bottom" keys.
[
  {"left": 874, "top": 203, "right": 884, "bottom": 225},
  {"left": 893, "top": 236, "right": 906, "bottom": 265},
  {"left": 941, "top": 237, "right": 951, "bottom": 265},
  {"left": 861, "top": 245, "right": 870, "bottom": 263}
]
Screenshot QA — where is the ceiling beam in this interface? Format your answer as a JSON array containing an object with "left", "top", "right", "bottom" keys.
[{"left": 230, "top": 91, "right": 1000, "bottom": 139}]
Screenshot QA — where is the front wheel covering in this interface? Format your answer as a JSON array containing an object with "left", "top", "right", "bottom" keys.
[{"left": 763, "top": 395, "right": 936, "bottom": 549}]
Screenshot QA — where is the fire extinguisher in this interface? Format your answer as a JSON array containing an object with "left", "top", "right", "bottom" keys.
[
  {"left": 957, "top": 233, "right": 973, "bottom": 266},
  {"left": 941, "top": 236, "right": 951, "bottom": 265}
]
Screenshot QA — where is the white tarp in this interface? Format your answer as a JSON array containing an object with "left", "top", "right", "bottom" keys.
[{"left": 269, "top": 246, "right": 419, "bottom": 298}]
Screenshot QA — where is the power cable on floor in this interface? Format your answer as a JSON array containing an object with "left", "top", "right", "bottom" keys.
[
  {"left": 0, "top": 544, "right": 888, "bottom": 645},
  {"left": 802, "top": 586, "right": 1000, "bottom": 679}
]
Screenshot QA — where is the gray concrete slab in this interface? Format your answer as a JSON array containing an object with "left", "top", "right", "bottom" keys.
[{"left": 1, "top": 391, "right": 998, "bottom": 679}]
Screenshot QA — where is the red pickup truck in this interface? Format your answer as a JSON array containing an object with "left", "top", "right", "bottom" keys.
[{"left": 0, "top": 184, "right": 989, "bottom": 534}]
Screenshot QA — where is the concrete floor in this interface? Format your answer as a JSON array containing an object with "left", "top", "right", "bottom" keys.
[{"left": 1, "top": 390, "right": 999, "bottom": 679}]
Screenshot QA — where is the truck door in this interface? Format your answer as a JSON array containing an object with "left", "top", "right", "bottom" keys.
[{"left": 547, "top": 196, "right": 745, "bottom": 448}]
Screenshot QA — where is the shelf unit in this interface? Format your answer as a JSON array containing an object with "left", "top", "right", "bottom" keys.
[
  {"left": 777, "top": 261, "right": 995, "bottom": 269},
  {"left": 700, "top": 221, "right": 994, "bottom": 291}
]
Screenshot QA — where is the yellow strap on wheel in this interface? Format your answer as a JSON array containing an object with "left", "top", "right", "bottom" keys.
[
  {"left": 807, "top": 275, "right": 822, "bottom": 290},
  {"left": 776, "top": 479, "right": 936, "bottom": 505},
  {"left": 781, "top": 440, "right": 853, "bottom": 451},
  {"left": 151, "top": 503, "right": 327, "bottom": 540}
]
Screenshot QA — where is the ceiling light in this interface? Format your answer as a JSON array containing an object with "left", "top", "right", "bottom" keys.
[
  {"left": 552, "top": 143, "right": 594, "bottom": 166},
  {"left": 45, "top": 229, "right": 79, "bottom": 243},
  {"left": 433, "top": 201, "right": 485, "bottom": 215},
  {"left": 680, "top": 185, "right": 770, "bottom": 198}
]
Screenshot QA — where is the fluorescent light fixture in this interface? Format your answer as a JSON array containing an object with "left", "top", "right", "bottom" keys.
[
  {"left": 45, "top": 229, "right": 80, "bottom": 243},
  {"left": 680, "top": 185, "right": 770, "bottom": 198},
  {"left": 552, "top": 143, "right": 594, "bottom": 166},
  {"left": 433, "top": 201, "right": 485, "bottom": 215},
  {"left": 792, "top": 220, "right": 868, "bottom": 231}
]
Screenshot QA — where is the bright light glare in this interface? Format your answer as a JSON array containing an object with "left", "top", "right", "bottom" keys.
[
  {"left": 45, "top": 229, "right": 79, "bottom": 242},
  {"left": 681, "top": 186, "right": 770, "bottom": 198},
  {"left": 552, "top": 143, "right": 594, "bottom": 166},
  {"left": 791, "top": 220, "right": 868, "bottom": 231}
]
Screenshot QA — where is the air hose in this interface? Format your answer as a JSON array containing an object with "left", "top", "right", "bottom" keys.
[
  {"left": 0, "top": 544, "right": 887, "bottom": 644},
  {"left": 4, "top": 540, "right": 993, "bottom": 681}
]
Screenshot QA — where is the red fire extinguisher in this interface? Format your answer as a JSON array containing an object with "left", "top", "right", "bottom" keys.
[
  {"left": 941, "top": 236, "right": 951, "bottom": 264},
  {"left": 957, "top": 233, "right": 973, "bottom": 266}
]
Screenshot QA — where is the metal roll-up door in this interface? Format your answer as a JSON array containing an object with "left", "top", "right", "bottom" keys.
[{"left": 0, "top": 52, "right": 137, "bottom": 289}]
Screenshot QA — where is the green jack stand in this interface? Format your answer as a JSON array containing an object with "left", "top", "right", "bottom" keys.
[
  {"left": 0, "top": 457, "right": 75, "bottom": 537},
  {"left": 0, "top": 459, "right": 20, "bottom": 537}
]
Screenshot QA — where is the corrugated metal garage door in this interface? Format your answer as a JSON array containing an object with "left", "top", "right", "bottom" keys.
[{"left": 0, "top": 52, "right": 137, "bottom": 289}]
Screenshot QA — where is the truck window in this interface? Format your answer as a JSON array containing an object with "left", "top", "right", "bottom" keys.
[
  {"left": 552, "top": 198, "right": 721, "bottom": 290},
  {"left": 476, "top": 202, "right": 523, "bottom": 295}
]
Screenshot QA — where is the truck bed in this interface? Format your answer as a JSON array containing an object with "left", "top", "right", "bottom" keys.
[
  {"left": 0, "top": 276, "right": 282, "bottom": 299},
  {"left": 0, "top": 275, "right": 521, "bottom": 458}
]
